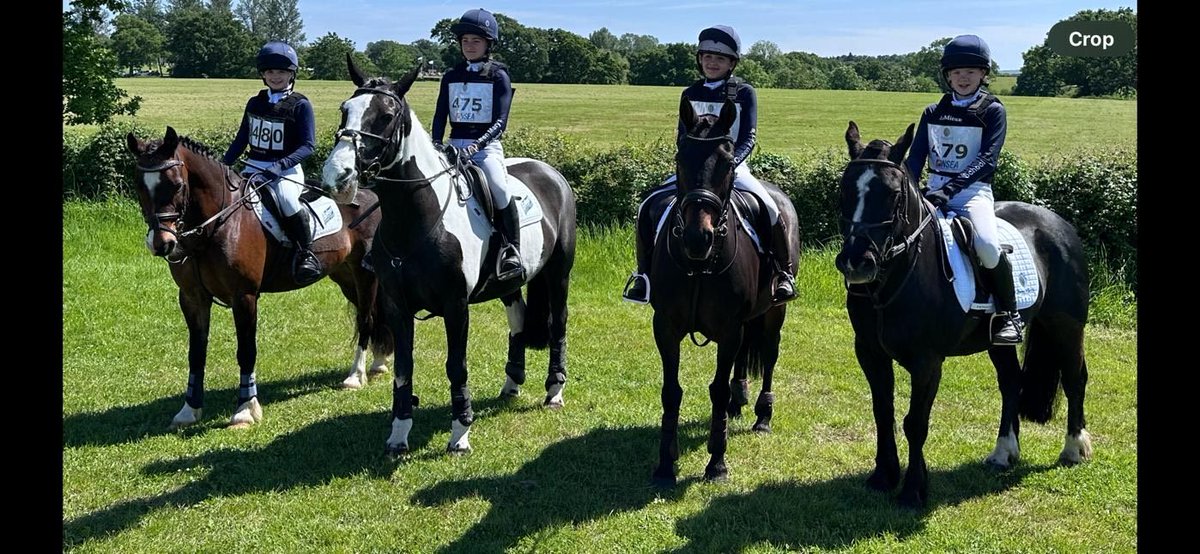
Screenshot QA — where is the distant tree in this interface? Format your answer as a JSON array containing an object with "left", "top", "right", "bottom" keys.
[
  {"left": 616, "top": 33, "right": 659, "bottom": 56},
  {"left": 63, "top": 0, "right": 142, "bottom": 125},
  {"left": 544, "top": 29, "right": 599, "bottom": 83},
  {"left": 585, "top": 49, "right": 630, "bottom": 85},
  {"left": 1014, "top": 8, "right": 1136, "bottom": 97},
  {"left": 111, "top": 13, "right": 164, "bottom": 75},
  {"left": 734, "top": 58, "right": 772, "bottom": 89},
  {"left": 773, "top": 52, "right": 828, "bottom": 89},
  {"left": 306, "top": 32, "right": 357, "bottom": 80},
  {"left": 235, "top": 0, "right": 305, "bottom": 46},
  {"left": 906, "top": 37, "right": 952, "bottom": 90},
  {"left": 129, "top": 0, "right": 166, "bottom": 32},
  {"left": 365, "top": 40, "right": 416, "bottom": 79},
  {"left": 165, "top": 4, "right": 256, "bottom": 77},
  {"left": 410, "top": 39, "right": 446, "bottom": 71},
  {"left": 827, "top": 64, "right": 868, "bottom": 90},
  {"left": 872, "top": 64, "right": 920, "bottom": 92},
  {"left": 588, "top": 27, "right": 619, "bottom": 51},
  {"left": 746, "top": 40, "right": 783, "bottom": 72}
]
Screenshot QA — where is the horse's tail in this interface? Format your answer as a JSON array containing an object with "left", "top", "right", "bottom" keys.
[
  {"left": 1018, "top": 315, "right": 1072, "bottom": 424},
  {"left": 737, "top": 315, "right": 769, "bottom": 380},
  {"left": 523, "top": 270, "right": 552, "bottom": 350},
  {"left": 367, "top": 280, "right": 395, "bottom": 356}
]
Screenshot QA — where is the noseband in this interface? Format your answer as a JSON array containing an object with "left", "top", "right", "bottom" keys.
[{"left": 669, "top": 134, "right": 737, "bottom": 276}]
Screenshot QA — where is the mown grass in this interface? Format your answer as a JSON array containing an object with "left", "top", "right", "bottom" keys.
[
  {"left": 63, "top": 199, "right": 1135, "bottom": 552},
  {"left": 71, "top": 78, "right": 1136, "bottom": 161}
]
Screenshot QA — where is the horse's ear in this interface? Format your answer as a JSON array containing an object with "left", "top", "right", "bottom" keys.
[
  {"left": 394, "top": 57, "right": 423, "bottom": 98},
  {"left": 679, "top": 97, "right": 697, "bottom": 135},
  {"left": 889, "top": 123, "right": 916, "bottom": 165},
  {"left": 159, "top": 126, "right": 180, "bottom": 155},
  {"left": 715, "top": 99, "right": 737, "bottom": 137},
  {"left": 126, "top": 132, "right": 142, "bottom": 156},
  {"left": 347, "top": 52, "right": 367, "bottom": 87},
  {"left": 846, "top": 121, "right": 864, "bottom": 160}
]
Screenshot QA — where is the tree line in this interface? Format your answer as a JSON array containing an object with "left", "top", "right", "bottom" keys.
[{"left": 64, "top": 1, "right": 1136, "bottom": 125}]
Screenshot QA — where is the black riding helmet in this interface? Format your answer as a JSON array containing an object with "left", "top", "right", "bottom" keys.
[
  {"left": 696, "top": 25, "right": 741, "bottom": 78},
  {"left": 941, "top": 35, "right": 991, "bottom": 83},
  {"left": 256, "top": 41, "right": 299, "bottom": 87}
]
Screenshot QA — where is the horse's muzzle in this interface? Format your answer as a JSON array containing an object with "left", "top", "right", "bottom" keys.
[
  {"left": 835, "top": 248, "right": 879, "bottom": 284},
  {"left": 682, "top": 226, "right": 714, "bottom": 261}
]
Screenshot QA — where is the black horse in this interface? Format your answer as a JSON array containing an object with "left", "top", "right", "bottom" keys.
[
  {"left": 321, "top": 57, "right": 577, "bottom": 456},
  {"left": 835, "top": 121, "right": 1092, "bottom": 508},
  {"left": 647, "top": 99, "right": 800, "bottom": 485}
]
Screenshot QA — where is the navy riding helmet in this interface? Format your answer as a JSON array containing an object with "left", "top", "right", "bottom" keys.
[
  {"left": 257, "top": 41, "right": 299, "bottom": 73},
  {"left": 451, "top": 8, "right": 500, "bottom": 43},
  {"left": 941, "top": 34, "right": 991, "bottom": 75},
  {"left": 696, "top": 25, "right": 741, "bottom": 76}
]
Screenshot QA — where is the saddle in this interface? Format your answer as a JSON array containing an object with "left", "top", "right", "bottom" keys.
[{"left": 946, "top": 214, "right": 1014, "bottom": 305}]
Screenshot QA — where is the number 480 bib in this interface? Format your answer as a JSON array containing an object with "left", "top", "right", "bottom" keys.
[{"left": 449, "top": 82, "right": 494, "bottom": 123}]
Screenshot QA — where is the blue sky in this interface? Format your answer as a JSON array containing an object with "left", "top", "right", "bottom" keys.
[{"left": 72, "top": 1, "right": 1137, "bottom": 70}]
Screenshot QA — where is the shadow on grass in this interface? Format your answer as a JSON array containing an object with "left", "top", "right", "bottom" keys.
[
  {"left": 63, "top": 367, "right": 360, "bottom": 447},
  {"left": 669, "top": 461, "right": 1055, "bottom": 553},
  {"left": 411, "top": 422, "right": 709, "bottom": 554},
  {"left": 62, "top": 394, "right": 541, "bottom": 549}
]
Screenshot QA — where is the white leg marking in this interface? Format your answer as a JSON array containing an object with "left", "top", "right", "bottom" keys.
[
  {"left": 169, "top": 403, "right": 202, "bottom": 430},
  {"left": 387, "top": 417, "right": 414, "bottom": 452},
  {"left": 341, "top": 344, "right": 368, "bottom": 389},
  {"left": 544, "top": 382, "right": 565, "bottom": 408},
  {"left": 1059, "top": 429, "right": 1093, "bottom": 465},
  {"left": 985, "top": 432, "right": 1020, "bottom": 468},
  {"left": 447, "top": 420, "right": 472, "bottom": 453},
  {"left": 369, "top": 351, "right": 391, "bottom": 376},
  {"left": 228, "top": 397, "right": 263, "bottom": 428},
  {"left": 499, "top": 375, "right": 521, "bottom": 398}
]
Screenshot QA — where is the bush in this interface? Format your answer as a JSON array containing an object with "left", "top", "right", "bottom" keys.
[{"left": 63, "top": 125, "right": 1138, "bottom": 292}]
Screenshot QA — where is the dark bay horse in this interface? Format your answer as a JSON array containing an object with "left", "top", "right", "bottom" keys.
[
  {"left": 126, "top": 127, "right": 392, "bottom": 429},
  {"left": 835, "top": 122, "right": 1092, "bottom": 508},
  {"left": 648, "top": 99, "right": 800, "bottom": 485},
  {"left": 321, "top": 57, "right": 577, "bottom": 456}
]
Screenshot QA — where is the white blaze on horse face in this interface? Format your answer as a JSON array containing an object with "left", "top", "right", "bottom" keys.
[
  {"left": 141, "top": 171, "right": 161, "bottom": 199},
  {"left": 848, "top": 168, "right": 877, "bottom": 246},
  {"left": 323, "top": 95, "right": 372, "bottom": 187}
]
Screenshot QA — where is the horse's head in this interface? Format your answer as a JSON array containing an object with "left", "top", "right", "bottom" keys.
[
  {"left": 834, "top": 121, "right": 918, "bottom": 285},
  {"left": 322, "top": 54, "right": 424, "bottom": 204},
  {"left": 126, "top": 126, "right": 189, "bottom": 260},
  {"left": 674, "top": 97, "right": 737, "bottom": 262}
]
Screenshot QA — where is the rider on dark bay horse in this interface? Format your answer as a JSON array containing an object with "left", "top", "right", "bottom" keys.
[
  {"left": 431, "top": 8, "right": 524, "bottom": 282},
  {"left": 623, "top": 25, "right": 797, "bottom": 306},
  {"left": 221, "top": 40, "right": 322, "bottom": 285},
  {"left": 905, "top": 34, "right": 1023, "bottom": 344}
]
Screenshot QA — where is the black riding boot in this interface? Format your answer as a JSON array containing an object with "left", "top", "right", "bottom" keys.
[
  {"left": 621, "top": 206, "right": 654, "bottom": 304},
  {"left": 989, "top": 251, "right": 1024, "bottom": 345},
  {"left": 769, "top": 219, "right": 797, "bottom": 304},
  {"left": 496, "top": 203, "right": 524, "bottom": 281},
  {"left": 282, "top": 210, "right": 323, "bottom": 286}
]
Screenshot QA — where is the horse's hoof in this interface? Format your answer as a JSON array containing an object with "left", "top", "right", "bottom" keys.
[
  {"left": 897, "top": 489, "right": 927, "bottom": 510},
  {"left": 703, "top": 466, "right": 729, "bottom": 482},
  {"left": 228, "top": 398, "right": 262, "bottom": 428},
  {"left": 385, "top": 443, "right": 409, "bottom": 460},
  {"left": 752, "top": 421, "right": 772, "bottom": 434},
  {"left": 865, "top": 470, "right": 899, "bottom": 492},
  {"left": 169, "top": 405, "right": 202, "bottom": 430},
  {"left": 542, "top": 398, "right": 565, "bottom": 410},
  {"left": 340, "top": 375, "right": 365, "bottom": 390},
  {"left": 1058, "top": 429, "right": 1093, "bottom": 466},
  {"left": 652, "top": 469, "right": 677, "bottom": 488},
  {"left": 368, "top": 364, "right": 390, "bottom": 377},
  {"left": 447, "top": 444, "right": 472, "bottom": 455}
]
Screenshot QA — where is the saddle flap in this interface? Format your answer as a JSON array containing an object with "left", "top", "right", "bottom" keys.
[{"left": 466, "top": 165, "right": 494, "bottom": 222}]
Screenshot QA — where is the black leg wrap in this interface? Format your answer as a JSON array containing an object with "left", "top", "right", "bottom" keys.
[
  {"left": 394, "top": 384, "right": 415, "bottom": 420},
  {"left": 451, "top": 387, "right": 474, "bottom": 427},
  {"left": 186, "top": 373, "right": 204, "bottom": 409},
  {"left": 731, "top": 379, "right": 750, "bottom": 407},
  {"left": 755, "top": 392, "right": 775, "bottom": 417},
  {"left": 545, "top": 371, "right": 567, "bottom": 388}
]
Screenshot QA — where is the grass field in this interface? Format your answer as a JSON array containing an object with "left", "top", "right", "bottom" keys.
[
  {"left": 63, "top": 199, "right": 1136, "bottom": 552},
  {"left": 74, "top": 78, "right": 1136, "bottom": 160}
]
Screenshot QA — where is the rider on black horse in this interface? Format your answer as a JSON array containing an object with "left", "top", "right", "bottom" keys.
[{"left": 905, "top": 35, "right": 1023, "bottom": 344}]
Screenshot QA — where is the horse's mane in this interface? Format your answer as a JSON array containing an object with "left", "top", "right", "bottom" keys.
[{"left": 178, "top": 135, "right": 228, "bottom": 168}]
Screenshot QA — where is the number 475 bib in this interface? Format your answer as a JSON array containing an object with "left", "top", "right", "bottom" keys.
[{"left": 450, "top": 82, "right": 494, "bottom": 123}]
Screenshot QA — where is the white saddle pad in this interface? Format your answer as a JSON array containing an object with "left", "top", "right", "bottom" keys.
[{"left": 935, "top": 210, "right": 1041, "bottom": 313}]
